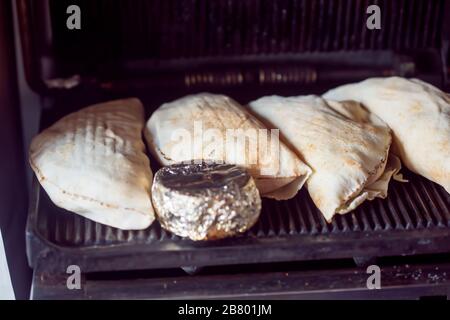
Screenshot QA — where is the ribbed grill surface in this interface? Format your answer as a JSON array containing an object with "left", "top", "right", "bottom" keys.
[
  {"left": 50, "top": 0, "right": 445, "bottom": 61},
  {"left": 36, "top": 170, "right": 450, "bottom": 247}
]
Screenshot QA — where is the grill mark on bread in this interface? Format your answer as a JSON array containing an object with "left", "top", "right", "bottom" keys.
[{"left": 29, "top": 157, "right": 149, "bottom": 217}]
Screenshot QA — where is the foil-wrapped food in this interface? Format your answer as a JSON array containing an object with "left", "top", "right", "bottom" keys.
[{"left": 151, "top": 162, "right": 261, "bottom": 241}]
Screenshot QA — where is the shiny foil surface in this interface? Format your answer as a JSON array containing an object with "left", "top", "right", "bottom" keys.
[{"left": 151, "top": 162, "right": 262, "bottom": 241}]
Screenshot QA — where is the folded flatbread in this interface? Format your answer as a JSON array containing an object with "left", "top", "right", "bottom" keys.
[
  {"left": 144, "top": 93, "right": 312, "bottom": 200},
  {"left": 29, "top": 98, "right": 155, "bottom": 230},
  {"left": 248, "top": 95, "right": 401, "bottom": 221},
  {"left": 324, "top": 77, "right": 450, "bottom": 193}
]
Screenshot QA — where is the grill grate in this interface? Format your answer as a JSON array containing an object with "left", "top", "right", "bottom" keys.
[
  {"left": 31, "top": 168, "right": 450, "bottom": 250},
  {"left": 49, "top": 0, "right": 445, "bottom": 62}
]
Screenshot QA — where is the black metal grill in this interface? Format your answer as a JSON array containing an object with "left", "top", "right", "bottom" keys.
[
  {"left": 35, "top": 170, "right": 450, "bottom": 246},
  {"left": 48, "top": 0, "right": 445, "bottom": 61},
  {"left": 19, "top": 0, "right": 450, "bottom": 299},
  {"left": 27, "top": 165, "right": 450, "bottom": 273}
]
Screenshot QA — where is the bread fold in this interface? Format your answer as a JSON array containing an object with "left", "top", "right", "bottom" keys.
[
  {"left": 324, "top": 77, "right": 450, "bottom": 193},
  {"left": 248, "top": 95, "right": 400, "bottom": 221}
]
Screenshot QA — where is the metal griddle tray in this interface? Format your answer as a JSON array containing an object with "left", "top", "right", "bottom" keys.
[{"left": 27, "top": 167, "right": 450, "bottom": 273}]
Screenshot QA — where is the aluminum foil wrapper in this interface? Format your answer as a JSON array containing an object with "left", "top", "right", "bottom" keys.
[{"left": 151, "top": 162, "right": 262, "bottom": 241}]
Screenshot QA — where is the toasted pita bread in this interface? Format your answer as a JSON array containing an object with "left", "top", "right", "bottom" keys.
[
  {"left": 144, "top": 93, "right": 312, "bottom": 200},
  {"left": 324, "top": 77, "right": 450, "bottom": 193},
  {"left": 248, "top": 95, "right": 400, "bottom": 221},
  {"left": 29, "top": 98, "right": 155, "bottom": 230}
]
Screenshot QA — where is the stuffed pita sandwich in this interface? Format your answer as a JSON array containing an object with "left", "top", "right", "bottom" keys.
[
  {"left": 145, "top": 93, "right": 312, "bottom": 200},
  {"left": 29, "top": 98, "right": 155, "bottom": 230},
  {"left": 248, "top": 95, "right": 401, "bottom": 221},
  {"left": 324, "top": 77, "right": 450, "bottom": 193}
]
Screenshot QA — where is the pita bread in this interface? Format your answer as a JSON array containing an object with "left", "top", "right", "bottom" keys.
[
  {"left": 144, "top": 93, "right": 312, "bottom": 200},
  {"left": 324, "top": 77, "right": 450, "bottom": 193},
  {"left": 29, "top": 98, "right": 155, "bottom": 230},
  {"left": 248, "top": 95, "right": 400, "bottom": 221}
]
